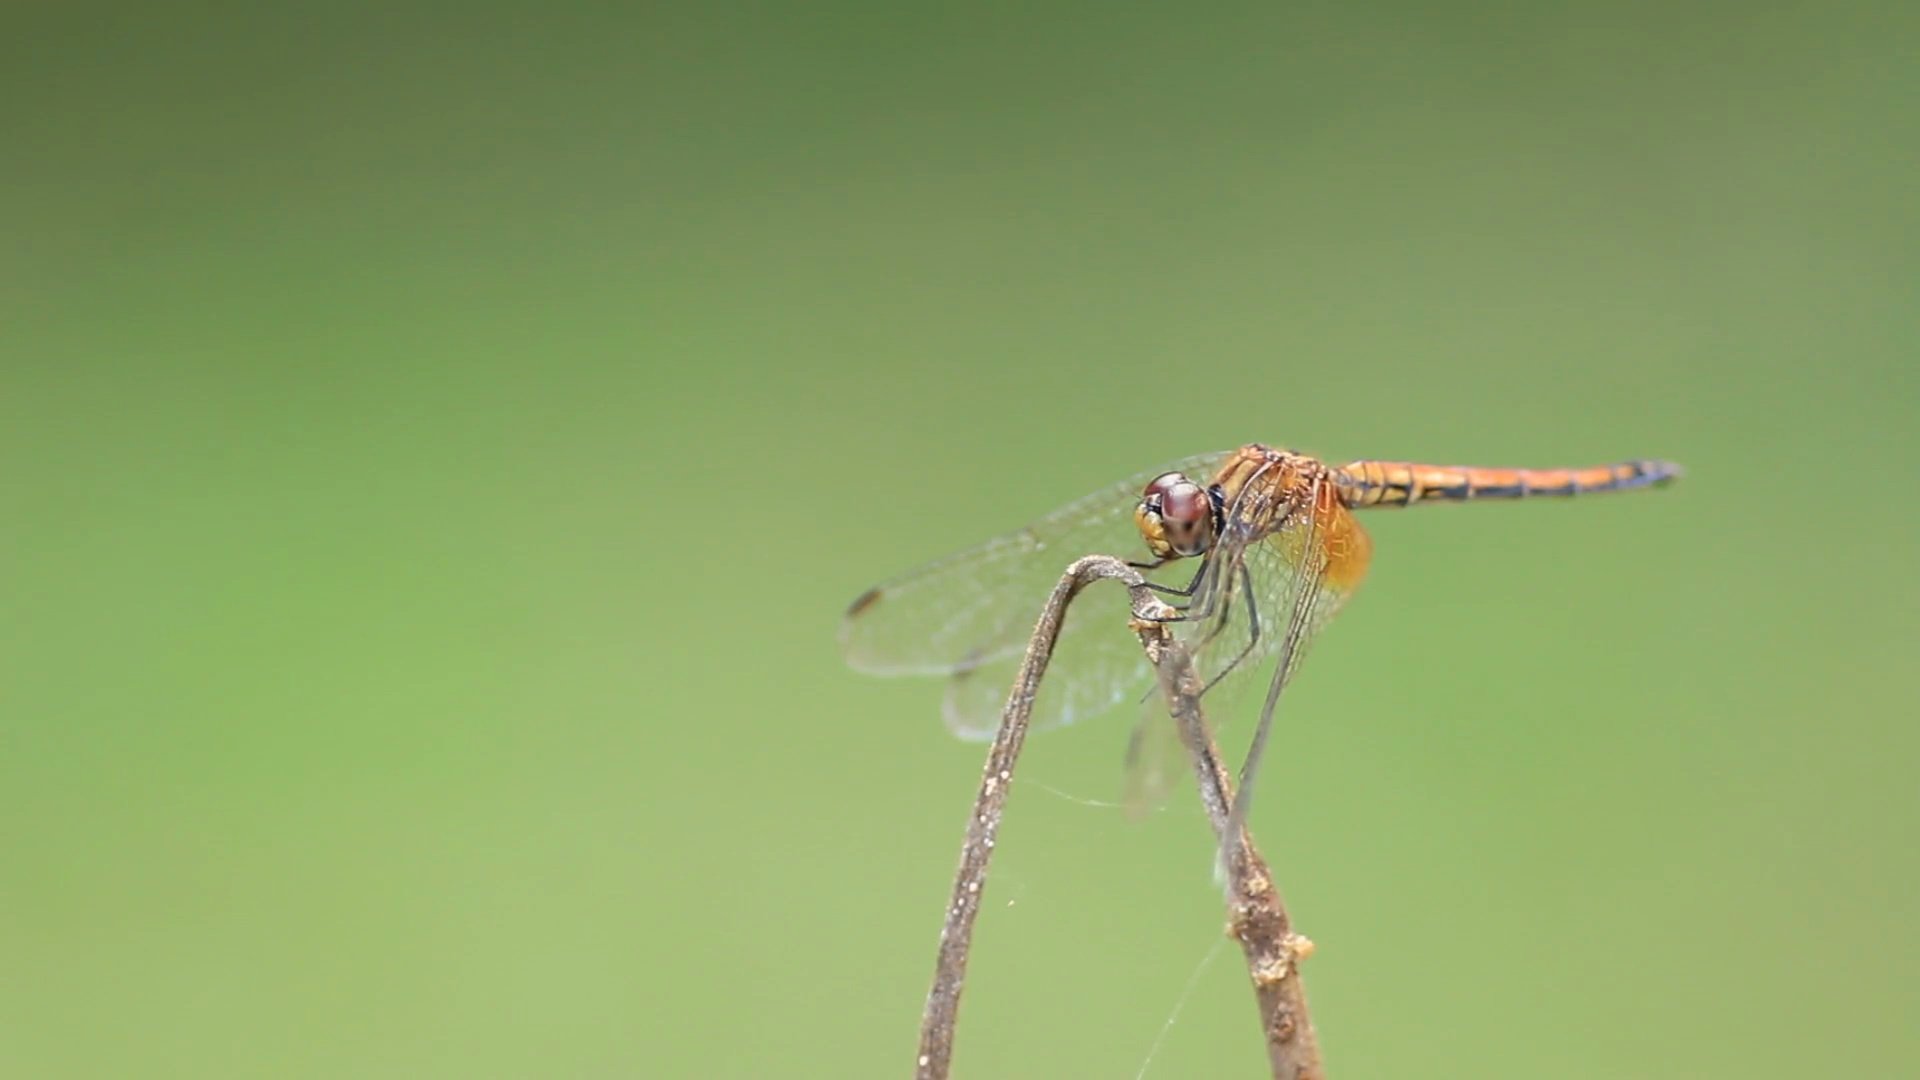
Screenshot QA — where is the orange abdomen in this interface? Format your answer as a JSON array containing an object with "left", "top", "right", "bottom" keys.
[{"left": 1334, "top": 458, "right": 1682, "bottom": 508}]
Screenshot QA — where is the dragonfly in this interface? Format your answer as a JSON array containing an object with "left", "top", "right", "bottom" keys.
[{"left": 841, "top": 443, "right": 1681, "bottom": 830}]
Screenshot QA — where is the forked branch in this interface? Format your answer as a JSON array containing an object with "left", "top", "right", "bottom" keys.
[{"left": 915, "top": 554, "right": 1322, "bottom": 1080}]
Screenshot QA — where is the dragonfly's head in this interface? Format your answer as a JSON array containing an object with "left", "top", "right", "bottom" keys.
[{"left": 1135, "top": 472, "right": 1222, "bottom": 560}]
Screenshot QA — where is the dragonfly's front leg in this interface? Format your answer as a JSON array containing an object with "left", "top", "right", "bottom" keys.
[
  {"left": 1128, "top": 556, "right": 1207, "bottom": 600},
  {"left": 1131, "top": 562, "right": 1260, "bottom": 720},
  {"left": 1132, "top": 555, "right": 1228, "bottom": 624}
]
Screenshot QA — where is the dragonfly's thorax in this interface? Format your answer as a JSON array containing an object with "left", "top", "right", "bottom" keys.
[{"left": 1210, "top": 445, "right": 1335, "bottom": 538}]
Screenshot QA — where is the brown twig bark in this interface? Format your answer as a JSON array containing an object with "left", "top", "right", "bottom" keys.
[{"left": 915, "top": 554, "right": 1322, "bottom": 1080}]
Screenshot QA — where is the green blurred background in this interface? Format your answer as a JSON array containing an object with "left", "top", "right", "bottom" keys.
[{"left": 5, "top": 3, "right": 1916, "bottom": 1077}]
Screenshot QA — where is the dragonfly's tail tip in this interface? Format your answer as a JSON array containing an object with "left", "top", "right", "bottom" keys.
[{"left": 1644, "top": 459, "right": 1685, "bottom": 486}]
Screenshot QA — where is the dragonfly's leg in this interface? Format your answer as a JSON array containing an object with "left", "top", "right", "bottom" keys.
[
  {"left": 1193, "top": 575, "right": 1238, "bottom": 649},
  {"left": 1140, "top": 575, "right": 1235, "bottom": 643},
  {"left": 1132, "top": 556, "right": 1210, "bottom": 599},
  {"left": 1134, "top": 563, "right": 1238, "bottom": 707},
  {"left": 1133, "top": 559, "right": 1216, "bottom": 616},
  {"left": 1137, "top": 606, "right": 1225, "bottom": 627},
  {"left": 1197, "top": 563, "right": 1262, "bottom": 699}
]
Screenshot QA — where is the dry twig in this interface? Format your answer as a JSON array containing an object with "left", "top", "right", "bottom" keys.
[{"left": 915, "top": 554, "right": 1323, "bottom": 1080}]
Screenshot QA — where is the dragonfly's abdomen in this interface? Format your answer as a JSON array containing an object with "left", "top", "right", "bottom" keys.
[{"left": 1334, "top": 458, "right": 1682, "bottom": 508}]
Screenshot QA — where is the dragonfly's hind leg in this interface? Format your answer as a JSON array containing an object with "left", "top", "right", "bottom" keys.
[{"left": 1197, "top": 564, "right": 1262, "bottom": 697}]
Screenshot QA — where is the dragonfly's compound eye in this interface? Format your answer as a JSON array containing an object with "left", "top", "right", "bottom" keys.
[{"left": 1136, "top": 472, "right": 1215, "bottom": 559}]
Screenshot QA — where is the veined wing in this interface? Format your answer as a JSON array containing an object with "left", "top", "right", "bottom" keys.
[
  {"left": 1131, "top": 467, "right": 1371, "bottom": 817},
  {"left": 840, "top": 451, "right": 1227, "bottom": 740},
  {"left": 1215, "top": 472, "right": 1371, "bottom": 848}
]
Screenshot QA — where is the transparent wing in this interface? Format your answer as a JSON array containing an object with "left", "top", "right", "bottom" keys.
[
  {"left": 936, "top": 582, "right": 1156, "bottom": 740},
  {"left": 841, "top": 451, "right": 1228, "bottom": 740},
  {"left": 1133, "top": 469, "right": 1371, "bottom": 819},
  {"left": 1120, "top": 548, "right": 1276, "bottom": 816},
  {"left": 1121, "top": 685, "right": 1189, "bottom": 820},
  {"left": 1225, "top": 476, "right": 1371, "bottom": 848}
]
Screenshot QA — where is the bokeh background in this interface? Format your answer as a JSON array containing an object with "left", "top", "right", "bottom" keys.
[{"left": 6, "top": 3, "right": 1917, "bottom": 1077}]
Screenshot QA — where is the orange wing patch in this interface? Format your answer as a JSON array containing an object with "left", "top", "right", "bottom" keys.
[
  {"left": 1315, "top": 487, "right": 1373, "bottom": 591},
  {"left": 1274, "top": 481, "right": 1372, "bottom": 592}
]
